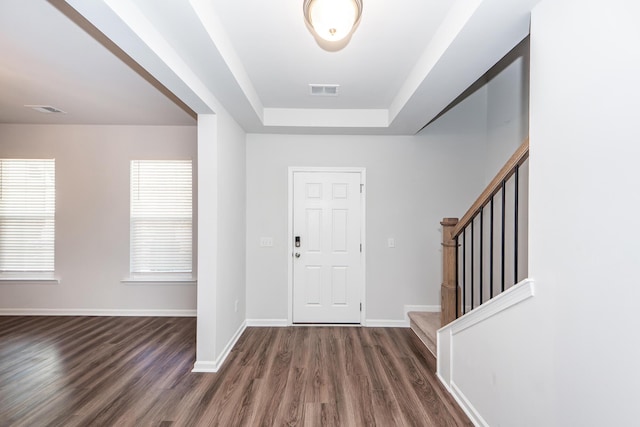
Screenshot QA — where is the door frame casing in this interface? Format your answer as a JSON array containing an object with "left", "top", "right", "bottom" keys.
[{"left": 287, "top": 167, "right": 367, "bottom": 326}]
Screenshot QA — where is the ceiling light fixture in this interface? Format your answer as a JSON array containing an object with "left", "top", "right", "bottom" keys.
[{"left": 303, "top": 0, "right": 363, "bottom": 43}]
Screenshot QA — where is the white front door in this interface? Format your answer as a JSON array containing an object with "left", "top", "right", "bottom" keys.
[{"left": 292, "top": 171, "right": 363, "bottom": 323}]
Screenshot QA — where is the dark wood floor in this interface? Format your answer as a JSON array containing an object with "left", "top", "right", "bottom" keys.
[{"left": 0, "top": 316, "right": 471, "bottom": 426}]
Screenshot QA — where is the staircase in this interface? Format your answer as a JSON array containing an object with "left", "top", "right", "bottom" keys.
[{"left": 408, "top": 312, "right": 440, "bottom": 357}]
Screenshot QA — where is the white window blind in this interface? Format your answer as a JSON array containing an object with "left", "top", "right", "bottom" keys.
[
  {"left": 0, "top": 159, "right": 55, "bottom": 273},
  {"left": 130, "top": 160, "right": 192, "bottom": 275}
]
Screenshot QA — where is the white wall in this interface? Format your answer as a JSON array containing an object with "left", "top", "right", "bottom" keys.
[
  {"left": 195, "top": 115, "right": 218, "bottom": 368},
  {"left": 214, "top": 112, "right": 247, "bottom": 356},
  {"left": 530, "top": 0, "right": 640, "bottom": 424},
  {"left": 242, "top": 39, "right": 529, "bottom": 325},
  {"left": 246, "top": 87, "right": 489, "bottom": 323},
  {"left": 458, "top": 39, "right": 531, "bottom": 302},
  {"left": 438, "top": 1, "right": 640, "bottom": 425},
  {"left": 0, "top": 124, "right": 197, "bottom": 314},
  {"left": 487, "top": 42, "right": 531, "bottom": 283},
  {"left": 486, "top": 39, "right": 530, "bottom": 181},
  {"left": 438, "top": 280, "right": 553, "bottom": 426},
  {"left": 195, "top": 111, "right": 247, "bottom": 370}
]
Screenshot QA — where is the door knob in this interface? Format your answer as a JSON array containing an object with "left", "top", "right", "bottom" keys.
[{"left": 295, "top": 253, "right": 301, "bottom": 258}]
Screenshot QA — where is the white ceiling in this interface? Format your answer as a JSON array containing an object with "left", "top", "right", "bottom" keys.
[
  {"left": 207, "top": 0, "right": 453, "bottom": 110},
  {"left": 0, "top": 0, "right": 540, "bottom": 134},
  {"left": 0, "top": 0, "right": 195, "bottom": 125}
]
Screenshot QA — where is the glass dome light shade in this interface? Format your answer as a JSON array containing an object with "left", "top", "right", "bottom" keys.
[{"left": 305, "top": 0, "right": 362, "bottom": 42}]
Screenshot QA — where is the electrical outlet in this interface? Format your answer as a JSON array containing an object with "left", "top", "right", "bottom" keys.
[
  {"left": 388, "top": 238, "right": 395, "bottom": 248},
  {"left": 260, "top": 237, "right": 274, "bottom": 247},
  {"left": 234, "top": 300, "right": 239, "bottom": 313}
]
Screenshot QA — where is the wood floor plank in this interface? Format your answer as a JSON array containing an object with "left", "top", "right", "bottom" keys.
[
  {"left": 322, "top": 328, "right": 353, "bottom": 427},
  {"left": 274, "top": 328, "right": 309, "bottom": 426},
  {"left": 0, "top": 317, "right": 472, "bottom": 426},
  {"left": 366, "top": 327, "right": 444, "bottom": 426},
  {"left": 249, "top": 328, "right": 295, "bottom": 426}
]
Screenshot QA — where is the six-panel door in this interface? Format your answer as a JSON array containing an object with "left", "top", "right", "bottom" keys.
[{"left": 292, "top": 172, "right": 363, "bottom": 323}]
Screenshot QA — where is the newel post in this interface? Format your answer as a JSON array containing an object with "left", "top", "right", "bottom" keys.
[{"left": 441, "top": 218, "right": 459, "bottom": 326}]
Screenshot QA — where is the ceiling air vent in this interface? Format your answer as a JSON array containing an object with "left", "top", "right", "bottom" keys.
[
  {"left": 25, "top": 105, "right": 67, "bottom": 114},
  {"left": 309, "top": 84, "right": 339, "bottom": 96}
]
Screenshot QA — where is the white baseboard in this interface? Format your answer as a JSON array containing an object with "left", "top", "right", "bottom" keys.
[
  {"left": 213, "top": 320, "right": 247, "bottom": 372},
  {"left": 192, "top": 361, "right": 218, "bottom": 373},
  {"left": 0, "top": 308, "right": 197, "bottom": 317},
  {"left": 246, "top": 318, "right": 410, "bottom": 328},
  {"left": 365, "top": 319, "right": 409, "bottom": 328},
  {"left": 246, "top": 319, "right": 288, "bottom": 327},
  {"left": 437, "top": 371, "right": 451, "bottom": 392},
  {"left": 450, "top": 381, "right": 490, "bottom": 427},
  {"left": 192, "top": 320, "right": 247, "bottom": 373}
]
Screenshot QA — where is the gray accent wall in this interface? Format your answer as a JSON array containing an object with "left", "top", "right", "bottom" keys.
[{"left": 0, "top": 124, "right": 197, "bottom": 314}]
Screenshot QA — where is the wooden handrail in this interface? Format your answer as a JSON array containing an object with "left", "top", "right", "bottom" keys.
[{"left": 452, "top": 138, "right": 529, "bottom": 238}]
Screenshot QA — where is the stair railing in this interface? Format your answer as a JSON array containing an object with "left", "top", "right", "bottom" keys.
[{"left": 441, "top": 138, "right": 529, "bottom": 326}]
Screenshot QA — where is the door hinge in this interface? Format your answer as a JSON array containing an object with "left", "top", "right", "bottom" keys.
[
  {"left": 360, "top": 243, "right": 362, "bottom": 252},
  {"left": 360, "top": 184, "right": 364, "bottom": 193}
]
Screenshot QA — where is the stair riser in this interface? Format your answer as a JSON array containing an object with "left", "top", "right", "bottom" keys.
[{"left": 410, "top": 320, "right": 437, "bottom": 357}]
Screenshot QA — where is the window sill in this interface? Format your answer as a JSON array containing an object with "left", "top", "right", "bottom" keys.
[
  {"left": 0, "top": 275, "right": 59, "bottom": 285},
  {"left": 121, "top": 276, "right": 197, "bottom": 286}
]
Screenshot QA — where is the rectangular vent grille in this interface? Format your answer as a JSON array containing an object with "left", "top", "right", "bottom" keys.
[{"left": 309, "top": 84, "right": 339, "bottom": 96}]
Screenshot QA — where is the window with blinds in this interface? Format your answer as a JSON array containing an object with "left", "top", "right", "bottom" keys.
[
  {"left": 130, "top": 160, "right": 193, "bottom": 276},
  {"left": 0, "top": 159, "right": 55, "bottom": 274}
]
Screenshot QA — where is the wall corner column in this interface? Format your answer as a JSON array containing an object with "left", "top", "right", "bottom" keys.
[{"left": 194, "top": 113, "right": 218, "bottom": 371}]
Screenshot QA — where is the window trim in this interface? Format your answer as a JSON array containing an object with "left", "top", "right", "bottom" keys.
[
  {"left": 0, "top": 275, "right": 59, "bottom": 285},
  {"left": 0, "top": 158, "right": 56, "bottom": 279},
  {"left": 121, "top": 275, "right": 196, "bottom": 286},
  {"left": 128, "top": 159, "right": 194, "bottom": 280}
]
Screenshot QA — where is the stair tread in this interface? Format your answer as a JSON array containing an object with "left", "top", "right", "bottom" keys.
[{"left": 408, "top": 312, "right": 440, "bottom": 357}]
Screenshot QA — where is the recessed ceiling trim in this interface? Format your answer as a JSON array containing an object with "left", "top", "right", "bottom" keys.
[{"left": 263, "top": 108, "right": 388, "bottom": 128}]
